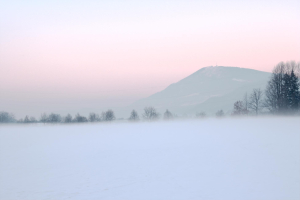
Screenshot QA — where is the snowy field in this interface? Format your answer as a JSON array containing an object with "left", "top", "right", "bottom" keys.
[{"left": 0, "top": 118, "right": 299, "bottom": 200}]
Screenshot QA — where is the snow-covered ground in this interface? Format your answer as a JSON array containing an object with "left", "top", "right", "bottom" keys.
[{"left": 0, "top": 118, "right": 299, "bottom": 200}]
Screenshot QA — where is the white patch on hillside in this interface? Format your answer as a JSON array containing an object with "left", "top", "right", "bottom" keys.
[{"left": 232, "top": 78, "right": 248, "bottom": 82}]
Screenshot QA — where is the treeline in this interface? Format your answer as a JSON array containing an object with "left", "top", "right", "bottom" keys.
[
  {"left": 0, "top": 107, "right": 173, "bottom": 124},
  {"left": 0, "top": 110, "right": 116, "bottom": 124},
  {"left": 232, "top": 61, "right": 300, "bottom": 116}
]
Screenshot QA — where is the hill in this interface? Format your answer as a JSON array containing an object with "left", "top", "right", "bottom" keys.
[{"left": 132, "top": 66, "right": 271, "bottom": 116}]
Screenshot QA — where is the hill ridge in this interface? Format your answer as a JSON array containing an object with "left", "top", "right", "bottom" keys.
[{"left": 132, "top": 66, "right": 271, "bottom": 116}]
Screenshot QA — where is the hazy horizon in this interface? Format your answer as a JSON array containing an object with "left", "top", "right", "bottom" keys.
[
  {"left": 1, "top": 0, "right": 299, "bottom": 118},
  {"left": 1, "top": 65, "right": 273, "bottom": 118}
]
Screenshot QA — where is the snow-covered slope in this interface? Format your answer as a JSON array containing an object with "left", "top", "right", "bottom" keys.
[
  {"left": 132, "top": 66, "right": 270, "bottom": 116},
  {"left": 0, "top": 118, "right": 299, "bottom": 200}
]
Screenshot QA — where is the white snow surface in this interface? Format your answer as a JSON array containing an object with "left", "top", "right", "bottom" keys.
[{"left": 0, "top": 118, "right": 299, "bottom": 200}]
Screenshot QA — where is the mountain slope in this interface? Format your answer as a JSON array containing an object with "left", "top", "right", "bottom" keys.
[{"left": 132, "top": 66, "right": 271, "bottom": 116}]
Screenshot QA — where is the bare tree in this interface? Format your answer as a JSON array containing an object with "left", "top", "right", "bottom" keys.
[
  {"left": 48, "top": 113, "right": 62, "bottom": 123},
  {"left": 40, "top": 113, "right": 48, "bottom": 123},
  {"left": 249, "top": 88, "right": 263, "bottom": 115},
  {"left": 216, "top": 110, "right": 224, "bottom": 117},
  {"left": 22, "top": 116, "right": 37, "bottom": 123},
  {"left": 264, "top": 62, "right": 286, "bottom": 113},
  {"left": 103, "top": 110, "right": 115, "bottom": 121},
  {"left": 129, "top": 110, "right": 139, "bottom": 121},
  {"left": 101, "top": 112, "right": 106, "bottom": 121},
  {"left": 163, "top": 109, "right": 173, "bottom": 120},
  {"left": 143, "top": 107, "right": 159, "bottom": 120},
  {"left": 289, "top": 70, "right": 300, "bottom": 112},
  {"left": 0, "top": 111, "right": 16, "bottom": 123},
  {"left": 63, "top": 114, "right": 73, "bottom": 123},
  {"left": 285, "top": 60, "right": 300, "bottom": 77},
  {"left": 243, "top": 93, "right": 249, "bottom": 114},
  {"left": 89, "top": 112, "right": 100, "bottom": 122},
  {"left": 73, "top": 113, "right": 88, "bottom": 123},
  {"left": 232, "top": 101, "right": 245, "bottom": 115}
]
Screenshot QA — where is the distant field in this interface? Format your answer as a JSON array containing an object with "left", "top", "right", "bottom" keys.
[{"left": 0, "top": 118, "right": 299, "bottom": 200}]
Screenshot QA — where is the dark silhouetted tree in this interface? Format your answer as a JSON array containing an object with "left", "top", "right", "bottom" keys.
[
  {"left": 129, "top": 110, "right": 139, "bottom": 121},
  {"left": 216, "top": 110, "right": 224, "bottom": 117},
  {"left": 163, "top": 109, "right": 173, "bottom": 120},
  {"left": 89, "top": 113, "right": 100, "bottom": 122},
  {"left": 232, "top": 101, "right": 248, "bottom": 115},
  {"left": 64, "top": 114, "right": 73, "bottom": 123},
  {"left": 103, "top": 110, "right": 115, "bottom": 121},
  {"left": 48, "top": 113, "right": 62, "bottom": 123},
  {"left": 143, "top": 107, "right": 159, "bottom": 120},
  {"left": 282, "top": 73, "right": 291, "bottom": 111},
  {"left": 40, "top": 113, "right": 48, "bottom": 123},
  {"left": 0, "top": 111, "right": 15, "bottom": 123},
  {"left": 264, "top": 61, "right": 300, "bottom": 114},
  {"left": 264, "top": 62, "right": 286, "bottom": 113},
  {"left": 289, "top": 70, "right": 300, "bottom": 112},
  {"left": 73, "top": 113, "right": 88, "bottom": 123},
  {"left": 24, "top": 115, "right": 31, "bottom": 123},
  {"left": 249, "top": 88, "right": 263, "bottom": 115},
  {"left": 243, "top": 93, "right": 249, "bottom": 114}
]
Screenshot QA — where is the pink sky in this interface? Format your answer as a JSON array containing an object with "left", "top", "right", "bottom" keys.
[{"left": 0, "top": 0, "right": 299, "bottom": 117}]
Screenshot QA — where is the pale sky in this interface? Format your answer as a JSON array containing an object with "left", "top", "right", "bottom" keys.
[{"left": 0, "top": 0, "right": 299, "bottom": 118}]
